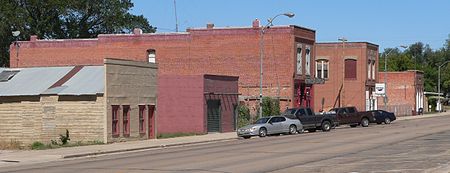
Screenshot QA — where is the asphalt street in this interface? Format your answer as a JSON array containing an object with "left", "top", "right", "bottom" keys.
[{"left": 2, "top": 115, "right": 450, "bottom": 173}]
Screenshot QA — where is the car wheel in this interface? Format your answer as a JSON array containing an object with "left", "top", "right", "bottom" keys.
[
  {"left": 259, "top": 128, "right": 267, "bottom": 137},
  {"left": 361, "top": 118, "right": 369, "bottom": 127},
  {"left": 289, "top": 125, "right": 297, "bottom": 135},
  {"left": 321, "top": 121, "right": 331, "bottom": 132},
  {"left": 243, "top": 136, "right": 251, "bottom": 139},
  {"left": 384, "top": 117, "right": 391, "bottom": 124},
  {"left": 349, "top": 124, "right": 358, "bottom": 128}
]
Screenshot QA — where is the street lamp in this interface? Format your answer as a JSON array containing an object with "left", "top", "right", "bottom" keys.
[
  {"left": 338, "top": 37, "right": 347, "bottom": 107},
  {"left": 438, "top": 60, "right": 450, "bottom": 112},
  {"left": 259, "top": 12, "right": 295, "bottom": 118},
  {"left": 382, "top": 45, "right": 406, "bottom": 111}
]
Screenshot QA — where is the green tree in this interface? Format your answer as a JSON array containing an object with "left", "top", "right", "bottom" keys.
[
  {"left": 262, "top": 97, "right": 281, "bottom": 117},
  {"left": 0, "top": 0, "right": 156, "bottom": 67}
]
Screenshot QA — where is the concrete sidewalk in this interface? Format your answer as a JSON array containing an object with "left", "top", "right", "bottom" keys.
[
  {"left": 1, "top": 111, "right": 449, "bottom": 168},
  {"left": 0, "top": 132, "right": 237, "bottom": 168}
]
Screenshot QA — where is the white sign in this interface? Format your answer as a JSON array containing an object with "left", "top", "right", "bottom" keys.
[{"left": 375, "top": 83, "right": 386, "bottom": 95}]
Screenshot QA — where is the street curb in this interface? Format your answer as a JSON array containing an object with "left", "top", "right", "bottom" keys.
[
  {"left": 62, "top": 137, "right": 238, "bottom": 159},
  {"left": 60, "top": 113, "right": 450, "bottom": 159}
]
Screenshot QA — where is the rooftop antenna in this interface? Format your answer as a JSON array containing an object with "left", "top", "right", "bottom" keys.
[{"left": 174, "top": 0, "right": 179, "bottom": 32}]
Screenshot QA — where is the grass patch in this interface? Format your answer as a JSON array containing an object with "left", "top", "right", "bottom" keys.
[
  {"left": 30, "top": 140, "right": 104, "bottom": 150},
  {"left": 157, "top": 132, "right": 202, "bottom": 139}
]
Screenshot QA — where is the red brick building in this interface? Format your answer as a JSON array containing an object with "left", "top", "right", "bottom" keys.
[
  {"left": 378, "top": 71, "right": 424, "bottom": 116},
  {"left": 157, "top": 74, "right": 239, "bottom": 134},
  {"left": 314, "top": 42, "right": 379, "bottom": 112},
  {"left": 10, "top": 20, "right": 317, "bottom": 113}
]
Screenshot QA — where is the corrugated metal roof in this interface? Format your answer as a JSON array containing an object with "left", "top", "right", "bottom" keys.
[
  {"left": 0, "top": 67, "right": 73, "bottom": 96},
  {"left": 56, "top": 66, "right": 104, "bottom": 95},
  {"left": 0, "top": 66, "right": 104, "bottom": 96}
]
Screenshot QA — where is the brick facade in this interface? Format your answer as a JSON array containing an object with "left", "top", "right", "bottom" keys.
[
  {"left": 10, "top": 21, "right": 316, "bottom": 114},
  {"left": 378, "top": 71, "right": 424, "bottom": 116},
  {"left": 314, "top": 42, "right": 379, "bottom": 112}
]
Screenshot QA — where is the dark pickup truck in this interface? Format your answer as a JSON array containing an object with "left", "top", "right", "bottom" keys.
[
  {"left": 329, "top": 106, "right": 375, "bottom": 127},
  {"left": 283, "top": 107, "right": 336, "bottom": 132}
]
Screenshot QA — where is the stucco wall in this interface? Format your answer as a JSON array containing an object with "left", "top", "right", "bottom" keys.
[
  {"left": 105, "top": 58, "right": 158, "bottom": 142},
  {"left": 0, "top": 95, "right": 104, "bottom": 146}
]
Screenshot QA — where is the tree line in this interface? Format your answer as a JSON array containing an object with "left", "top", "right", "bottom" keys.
[
  {"left": 379, "top": 36, "right": 450, "bottom": 95},
  {"left": 0, "top": 0, "right": 156, "bottom": 67}
]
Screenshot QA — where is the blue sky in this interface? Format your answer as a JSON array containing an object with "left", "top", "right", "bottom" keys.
[{"left": 131, "top": 0, "right": 450, "bottom": 52}]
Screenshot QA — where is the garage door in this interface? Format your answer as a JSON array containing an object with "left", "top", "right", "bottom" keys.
[{"left": 207, "top": 99, "right": 221, "bottom": 132}]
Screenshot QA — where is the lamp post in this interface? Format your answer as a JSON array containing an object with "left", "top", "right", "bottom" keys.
[
  {"left": 438, "top": 61, "right": 450, "bottom": 112},
  {"left": 259, "top": 12, "right": 295, "bottom": 118},
  {"left": 383, "top": 46, "right": 406, "bottom": 111},
  {"left": 338, "top": 37, "right": 347, "bottom": 107}
]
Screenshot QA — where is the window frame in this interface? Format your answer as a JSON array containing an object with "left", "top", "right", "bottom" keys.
[
  {"left": 345, "top": 59, "right": 357, "bottom": 80},
  {"left": 138, "top": 105, "right": 146, "bottom": 134},
  {"left": 111, "top": 105, "right": 120, "bottom": 137},
  {"left": 316, "top": 59, "right": 329, "bottom": 79},
  {"left": 122, "top": 105, "right": 130, "bottom": 137},
  {"left": 296, "top": 44, "right": 303, "bottom": 75}
]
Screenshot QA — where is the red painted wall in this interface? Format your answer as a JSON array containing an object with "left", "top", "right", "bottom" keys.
[
  {"left": 204, "top": 75, "right": 239, "bottom": 132},
  {"left": 157, "top": 74, "right": 239, "bottom": 134},
  {"left": 157, "top": 75, "right": 205, "bottom": 134}
]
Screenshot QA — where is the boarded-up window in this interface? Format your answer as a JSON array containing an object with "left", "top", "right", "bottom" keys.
[
  {"left": 345, "top": 59, "right": 357, "bottom": 79},
  {"left": 123, "top": 105, "right": 130, "bottom": 137},
  {"left": 139, "top": 105, "right": 146, "bottom": 134},
  {"left": 112, "top": 105, "right": 120, "bottom": 137}
]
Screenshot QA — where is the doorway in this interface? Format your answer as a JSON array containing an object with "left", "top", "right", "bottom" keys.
[{"left": 207, "top": 100, "right": 221, "bottom": 133}]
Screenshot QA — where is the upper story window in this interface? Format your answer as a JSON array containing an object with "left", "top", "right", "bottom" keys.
[
  {"left": 371, "top": 61, "right": 376, "bottom": 80},
  {"left": 296, "top": 44, "right": 303, "bottom": 75},
  {"left": 367, "top": 60, "right": 371, "bottom": 79},
  {"left": 305, "top": 46, "right": 311, "bottom": 76},
  {"left": 316, "top": 59, "right": 329, "bottom": 79},
  {"left": 147, "top": 49, "right": 156, "bottom": 63},
  {"left": 345, "top": 59, "right": 357, "bottom": 79}
]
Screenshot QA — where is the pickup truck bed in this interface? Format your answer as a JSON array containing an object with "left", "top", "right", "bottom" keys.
[
  {"left": 329, "top": 106, "right": 375, "bottom": 127},
  {"left": 283, "top": 107, "right": 337, "bottom": 132}
]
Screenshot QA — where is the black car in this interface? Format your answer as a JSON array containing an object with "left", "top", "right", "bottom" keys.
[{"left": 367, "top": 110, "right": 396, "bottom": 124}]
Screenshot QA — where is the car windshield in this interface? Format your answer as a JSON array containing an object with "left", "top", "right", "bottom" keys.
[
  {"left": 283, "top": 109, "right": 296, "bottom": 115},
  {"left": 255, "top": 117, "right": 270, "bottom": 124}
]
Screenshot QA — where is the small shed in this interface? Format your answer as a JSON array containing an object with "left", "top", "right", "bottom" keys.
[{"left": 157, "top": 74, "right": 239, "bottom": 135}]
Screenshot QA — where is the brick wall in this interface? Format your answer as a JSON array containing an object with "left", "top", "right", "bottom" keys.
[
  {"left": 314, "top": 42, "right": 379, "bottom": 112},
  {"left": 0, "top": 95, "right": 104, "bottom": 146},
  {"left": 11, "top": 24, "right": 316, "bottom": 112},
  {"left": 378, "top": 71, "right": 424, "bottom": 116}
]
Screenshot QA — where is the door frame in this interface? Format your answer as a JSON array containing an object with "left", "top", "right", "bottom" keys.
[{"left": 148, "top": 105, "right": 155, "bottom": 139}]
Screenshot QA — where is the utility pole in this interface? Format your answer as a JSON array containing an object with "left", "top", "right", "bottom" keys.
[
  {"left": 338, "top": 37, "right": 347, "bottom": 107},
  {"left": 174, "top": 0, "right": 179, "bottom": 32},
  {"left": 438, "top": 61, "right": 450, "bottom": 112},
  {"left": 258, "top": 13, "right": 295, "bottom": 119}
]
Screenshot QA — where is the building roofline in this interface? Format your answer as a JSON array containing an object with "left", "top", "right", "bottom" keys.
[
  {"left": 317, "top": 42, "right": 379, "bottom": 47},
  {"left": 290, "top": 25, "right": 316, "bottom": 32}
]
